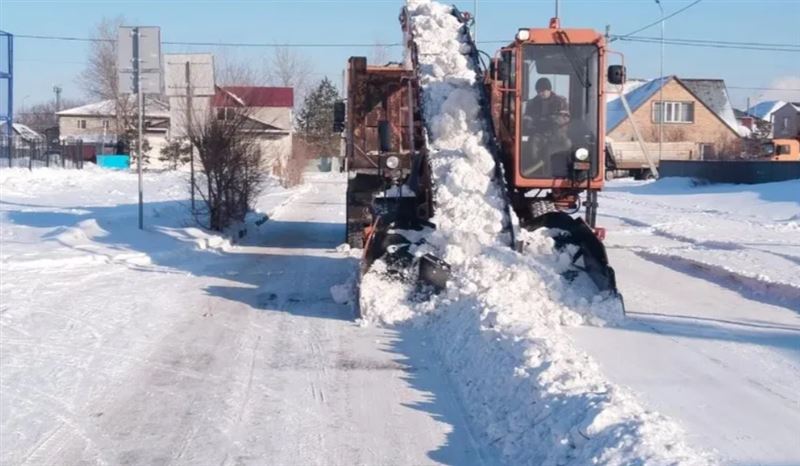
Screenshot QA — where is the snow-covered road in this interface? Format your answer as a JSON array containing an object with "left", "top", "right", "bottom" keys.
[
  {"left": 569, "top": 179, "right": 800, "bottom": 466},
  {"left": 1, "top": 170, "right": 487, "bottom": 465}
]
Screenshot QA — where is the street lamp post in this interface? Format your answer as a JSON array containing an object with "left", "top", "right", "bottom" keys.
[{"left": 656, "top": 0, "right": 664, "bottom": 164}]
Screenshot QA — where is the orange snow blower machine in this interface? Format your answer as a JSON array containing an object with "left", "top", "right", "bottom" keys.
[{"left": 334, "top": 6, "right": 627, "bottom": 307}]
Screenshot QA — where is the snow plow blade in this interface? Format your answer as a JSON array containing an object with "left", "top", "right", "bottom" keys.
[{"left": 523, "top": 212, "right": 619, "bottom": 296}]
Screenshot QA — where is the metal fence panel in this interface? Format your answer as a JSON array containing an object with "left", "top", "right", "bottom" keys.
[
  {"left": 660, "top": 160, "right": 800, "bottom": 184},
  {"left": 0, "top": 136, "right": 85, "bottom": 169}
]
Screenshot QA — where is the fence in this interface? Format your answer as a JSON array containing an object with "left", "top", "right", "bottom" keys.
[
  {"left": 660, "top": 160, "right": 800, "bottom": 184},
  {"left": 0, "top": 136, "right": 86, "bottom": 169}
]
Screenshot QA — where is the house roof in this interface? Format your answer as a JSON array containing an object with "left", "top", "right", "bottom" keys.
[
  {"left": 747, "top": 100, "right": 786, "bottom": 121},
  {"left": 606, "top": 76, "right": 742, "bottom": 136},
  {"left": 733, "top": 108, "right": 757, "bottom": 119},
  {"left": 606, "top": 77, "right": 667, "bottom": 132},
  {"left": 777, "top": 102, "right": 800, "bottom": 113},
  {"left": 605, "top": 78, "right": 648, "bottom": 103},
  {"left": 0, "top": 122, "right": 44, "bottom": 141},
  {"left": 211, "top": 86, "right": 293, "bottom": 108},
  {"left": 680, "top": 78, "right": 739, "bottom": 134},
  {"left": 57, "top": 97, "right": 170, "bottom": 118}
]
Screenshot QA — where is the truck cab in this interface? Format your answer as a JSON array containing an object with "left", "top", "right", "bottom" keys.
[{"left": 761, "top": 139, "right": 800, "bottom": 161}]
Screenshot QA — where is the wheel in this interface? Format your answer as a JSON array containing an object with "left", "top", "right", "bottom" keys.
[{"left": 605, "top": 170, "right": 615, "bottom": 181}]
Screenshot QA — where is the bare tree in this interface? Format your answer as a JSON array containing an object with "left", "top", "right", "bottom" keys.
[
  {"left": 186, "top": 106, "right": 267, "bottom": 231},
  {"left": 215, "top": 53, "right": 264, "bottom": 86},
  {"left": 77, "top": 16, "right": 124, "bottom": 101},
  {"left": 17, "top": 98, "right": 85, "bottom": 134},
  {"left": 275, "top": 135, "right": 315, "bottom": 187},
  {"left": 76, "top": 16, "right": 143, "bottom": 149},
  {"left": 264, "top": 47, "right": 315, "bottom": 109}
]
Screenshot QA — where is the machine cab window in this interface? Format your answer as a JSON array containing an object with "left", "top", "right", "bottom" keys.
[{"left": 519, "top": 44, "right": 599, "bottom": 179}]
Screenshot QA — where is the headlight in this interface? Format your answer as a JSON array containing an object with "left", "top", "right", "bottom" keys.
[
  {"left": 385, "top": 155, "right": 400, "bottom": 169},
  {"left": 516, "top": 29, "right": 530, "bottom": 41},
  {"left": 574, "top": 148, "right": 589, "bottom": 162}
]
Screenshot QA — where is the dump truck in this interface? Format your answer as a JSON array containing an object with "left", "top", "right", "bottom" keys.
[{"left": 335, "top": 5, "right": 626, "bottom": 308}]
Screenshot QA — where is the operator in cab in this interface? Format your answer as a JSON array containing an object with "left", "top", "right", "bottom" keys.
[{"left": 522, "top": 77, "right": 571, "bottom": 177}]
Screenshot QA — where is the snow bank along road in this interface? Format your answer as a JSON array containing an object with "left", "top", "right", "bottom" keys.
[
  {"left": 1, "top": 168, "right": 487, "bottom": 465},
  {"left": 572, "top": 178, "right": 800, "bottom": 466}
]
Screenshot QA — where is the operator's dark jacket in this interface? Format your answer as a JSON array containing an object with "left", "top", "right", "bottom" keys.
[{"left": 525, "top": 94, "right": 570, "bottom": 132}]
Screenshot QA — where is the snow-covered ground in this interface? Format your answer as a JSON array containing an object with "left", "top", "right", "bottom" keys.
[
  {"left": 2, "top": 1, "right": 797, "bottom": 464},
  {"left": 360, "top": 2, "right": 714, "bottom": 465},
  {"left": 573, "top": 177, "right": 800, "bottom": 466},
  {"left": 358, "top": 2, "right": 798, "bottom": 466},
  {"left": 1, "top": 167, "right": 494, "bottom": 465}
]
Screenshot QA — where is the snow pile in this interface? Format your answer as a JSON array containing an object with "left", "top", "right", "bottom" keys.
[
  {"left": 359, "top": 1, "right": 714, "bottom": 464},
  {"left": 1, "top": 166, "right": 296, "bottom": 270}
]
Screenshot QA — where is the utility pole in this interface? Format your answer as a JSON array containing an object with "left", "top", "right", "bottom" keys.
[
  {"left": 118, "top": 25, "right": 160, "bottom": 231},
  {"left": 185, "top": 61, "right": 195, "bottom": 212},
  {"left": 52, "top": 85, "right": 62, "bottom": 111},
  {"left": 133, "top": 27, "right": 144, "bottom": 230},
  {"left": 656, "top": 0, "right": 664, "bottom": 165}
]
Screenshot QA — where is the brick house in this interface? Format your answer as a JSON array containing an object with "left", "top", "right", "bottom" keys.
[
  {"left": 607, "top": 76, "right": 743, "bottom": 159},
  {"left": 170, "top": 86, "right": 293, "bottom": 174}
]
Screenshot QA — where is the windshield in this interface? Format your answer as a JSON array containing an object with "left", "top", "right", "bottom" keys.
[
  {"left": 761, "top": 143, "right": 775, "bottom": 156},
  {"left": 519, "top": 44, "right": 599, "bottom": 179}
]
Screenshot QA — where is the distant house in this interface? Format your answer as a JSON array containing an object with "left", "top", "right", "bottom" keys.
[
  {"left": 733, "top": 108, "right": 757, "bottom": 132},
  {"left": 771, "top": 102, "right": 800, "bottom": 139},
  {"left": 167, "top": 85, "right": 293, "bottom": 174},
  {"left": 56, "top": 97, "right": 170, "bottom": 162},
  {"left": 747, "top": 100, "right": 785, "bottom": 125},
  {"left": 606, "top": 76, "right": 742, "bottom": 159},
  {"left": 210, "top": 86, "right": 294, "bottom": 174},
  {"left": 0, "top": 122, "right": 44, "bottom": 147}
]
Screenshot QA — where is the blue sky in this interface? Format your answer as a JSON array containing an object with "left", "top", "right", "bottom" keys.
[{"left": 2, "top": 0, "right": 799, "bottom": 112}]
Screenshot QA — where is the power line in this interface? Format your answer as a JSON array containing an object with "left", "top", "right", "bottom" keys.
[
  {"left": 14, "top": 33, "right": 404, "bottom": 48},
  {"left": 615, "top": 35, "right": 800, "bottom": 49},
  {"left": 727, "top": 86, "right": 800, "bottom": 91},
  {"left": 18, "top": 31, "right": 799, "bottom": 52},
  {"left": 613, "top": 0, "right": 704, "bottom": 41},
  {"left": 617, "top": 36, "right": 800, "bottom": 52}
]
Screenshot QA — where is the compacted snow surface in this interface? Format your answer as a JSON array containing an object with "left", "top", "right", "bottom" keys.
[
  {"left": 1, "top": 167, "right": 495, "bottom": 465},
  {"left": 359, "top": 1, "right": 715, "bottom": 465},
  {"left": 3, "top": 3, "right": 798, "bottom": 465},
  {"left": 578, "top": 177, "right": 800, "bottom": 466}
]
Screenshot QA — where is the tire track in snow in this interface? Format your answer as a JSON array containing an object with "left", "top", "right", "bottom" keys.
[
  {"left": 6, "top": 388, "right": 110, "bottom": 466},
  {"left": 635, "top": 251, "right": 800, "bottom": 312}
]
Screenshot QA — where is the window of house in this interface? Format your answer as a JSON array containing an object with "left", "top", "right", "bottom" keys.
[
  {"left": 783, "top": 117, "right": 789, "bottom": 131},
  {"left": 77, "top": 119, "right": 87, "bottom": 129},
  {"left": 652, "top": 101, "right": 694, "bottom": 123},
  {"left": 217, "top": 108, "right": 236, "bottom": 121},
  {"left": 102, "top": 120, "right": 109, "bottom": 130}
]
